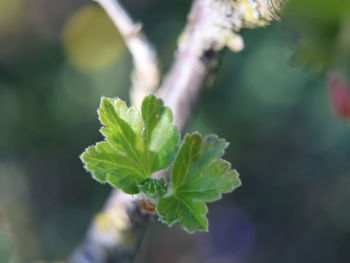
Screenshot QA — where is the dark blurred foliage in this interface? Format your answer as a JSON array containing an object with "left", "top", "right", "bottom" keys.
[
  {"left": 285, "top": 0, "right": 350, "bottom": 76},
  {"left": 0, "top": 0, "right": 350, "bottom": 263}
]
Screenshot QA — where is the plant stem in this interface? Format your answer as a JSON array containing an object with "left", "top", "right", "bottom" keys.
[{"left": 94, "top": 0, "right": 160, "bottom": 109}]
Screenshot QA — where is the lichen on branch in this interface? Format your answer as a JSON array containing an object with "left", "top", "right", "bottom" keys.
[{"left": 178, "top": 0, "right": 284, "bottom": 55}]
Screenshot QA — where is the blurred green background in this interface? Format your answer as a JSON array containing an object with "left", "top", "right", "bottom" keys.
[{"left": 1, "top": 0, "right": 350, "bottom": 262}]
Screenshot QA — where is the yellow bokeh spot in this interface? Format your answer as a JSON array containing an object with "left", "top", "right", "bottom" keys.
[
  {"left": 62, "top": 5, "right": 125, "bottom": 72},
  {"left": 0, "top": 0, "right": 25, "bottom": 27}
]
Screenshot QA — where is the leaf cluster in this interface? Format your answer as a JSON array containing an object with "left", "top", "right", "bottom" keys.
[{"left": 81, "top": 95, "right": 241, "bottom": 232}]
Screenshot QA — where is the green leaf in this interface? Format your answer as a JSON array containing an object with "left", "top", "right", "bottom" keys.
[
  {"left": 138, "top": 178, "right": 168, "bottom": 199},
  {"left": 157, "top": 197, "right": 208, "bottom": 231},
  {"left": 81, "top": 95, "right": 180, "bottom": 194},
  {"left": 157, "top": 132, "right": 241, "bottom": 232}
]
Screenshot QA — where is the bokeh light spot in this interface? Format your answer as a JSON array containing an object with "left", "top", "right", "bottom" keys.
[
  {"left": 0, "top": 0, "right": 25, "bottom": 28},
  {"left": 62, "top": 5, "right": 125, "bottom": 73}
]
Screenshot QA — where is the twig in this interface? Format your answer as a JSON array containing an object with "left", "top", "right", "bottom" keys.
[
  {"left": 70, "top": 1, "right": 282, "bottom": 263},
  {"left": 158, "top": 0, "right": 280, "bottom": 130},
  {"left": 70, "top": 191, "right": 147, "bottom": 263},
  {"left": 94, "top": 0, "right": 160, "bottom": 108}
]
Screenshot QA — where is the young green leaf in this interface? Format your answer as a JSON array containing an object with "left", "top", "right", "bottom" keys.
[
  {"left": 156, "top": 132, "right": 241, "bottom": 232},
  {"left": 138, "top": 178, "right": 168, "bottom": 199},
  {"left": 80, "top": 95, "right": 180, "bottom": 194}
]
